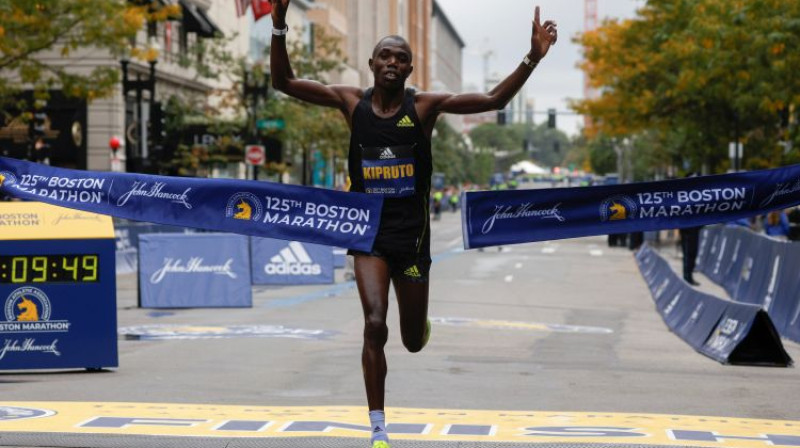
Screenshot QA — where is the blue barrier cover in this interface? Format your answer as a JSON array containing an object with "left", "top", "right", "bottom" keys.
[
  {"left": 0, "top": 157, "right": 382, "bottom": 252},
  {"left": 251, "top": 238, "right": 334, "bottom": 285},
  {"left": 139, "top": 233, "right": 252, "bottom": 308},
  {"left": 772, "top": 246, "right": 800, "bottom": 341},
  {"left": 635, "top": 244, "right": 791, "bottom": 366},
  {"left": 718, "top": 228, "right": 754, "bottom": 297},
  {"left": 733, "top": 237, "right": 776, "bottom": 307},
  {"left": 463, "top": 164, "right": 800, "bottom": 248},
  {"left": 699, "top": 305, "right": 759, "bottom": 361},
  {"left": 695, "top": 226, "right": 721, "bottom": 273},
  {"left": 698, "top": 225, "right": 800, "bottom": 345}
]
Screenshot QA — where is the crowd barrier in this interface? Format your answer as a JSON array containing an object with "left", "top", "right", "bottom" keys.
[
  {"left": 635, "top": 244, "right": 792, "bottom": 366},
  {"left": 139, "top": 233, "right": 252, "bottom": 308},
  {"left": 250, "top": 237, "right": 335, "bottom": 285},
  {"left": 696, "top": 225, "right": 800, "bottom": 344}
]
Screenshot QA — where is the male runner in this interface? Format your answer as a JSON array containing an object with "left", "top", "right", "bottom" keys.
[{"left": 269, "top": 2, "right": 557, "bottom": 447}]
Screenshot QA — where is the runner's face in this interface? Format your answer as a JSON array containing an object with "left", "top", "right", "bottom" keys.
[{"left": 370, "top": 42, "right": 413, "bottom": 90}]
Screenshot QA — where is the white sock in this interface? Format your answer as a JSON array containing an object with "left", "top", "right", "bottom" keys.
[{"left": 369, "top": 410, "right": 388, "bottom": 442}]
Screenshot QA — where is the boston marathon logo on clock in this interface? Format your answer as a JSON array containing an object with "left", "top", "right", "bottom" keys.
[{"left": 2, "top": 287, "right": 71, "bottom": 333}]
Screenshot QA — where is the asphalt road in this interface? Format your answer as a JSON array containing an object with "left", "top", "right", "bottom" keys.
[{"left": 1, "top": 209, "right": 799, "bottom": 447}]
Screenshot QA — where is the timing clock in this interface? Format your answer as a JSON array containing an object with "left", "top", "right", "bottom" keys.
[{"left": 0, "top": 202, "right": 117, "bottom": 371}]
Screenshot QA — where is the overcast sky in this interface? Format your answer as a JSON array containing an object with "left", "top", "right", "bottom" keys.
[{"left": 435, "top": 0, "right": 645, "bottom": 136}]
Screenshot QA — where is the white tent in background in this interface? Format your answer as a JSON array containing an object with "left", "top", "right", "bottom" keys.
[{"left": 510, "top": 160, "right": 549, "bottom": 175}]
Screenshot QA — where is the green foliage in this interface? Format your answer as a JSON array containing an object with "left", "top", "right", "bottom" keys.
[
  {"left": 0, "top": 0, "right": 176, "bottom": 116},
  {"left": 469, "top": 122, "right": 570, "bottom": 170},
  {"left": 574, "top": 0, "right": 800, "bottom": 174}
]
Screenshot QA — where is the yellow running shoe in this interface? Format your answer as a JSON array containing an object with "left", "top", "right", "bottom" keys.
[
  {"left": 421, "top": 318, "right": 431, "bottom": 349},
  {"left": 372, "top": 440, "right": 390, "bottom": 448}
]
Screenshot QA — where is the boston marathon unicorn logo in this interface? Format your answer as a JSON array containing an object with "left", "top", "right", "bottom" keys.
[
  {"left": 600, "top": 195, "right": 638, "bottom": 222},
  {"left": 0, "top": 171, "right": 16, "bottom": 188},
  {"left": 4, "top": 287, "right": 52, "bottom": 322},
  {"left": 225, "top": 192, "right": 263, "bottom": 222},
  {"left": 16, "top": 297, "right": 39, "bottom": 321}
]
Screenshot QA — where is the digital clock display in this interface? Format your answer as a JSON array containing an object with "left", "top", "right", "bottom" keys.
[{"left": 0, "top": 254, "right": 99, "bottom": 283}]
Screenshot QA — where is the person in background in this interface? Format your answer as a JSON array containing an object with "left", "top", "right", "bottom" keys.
[{"left": 763, "top": 209, "right": 791, "bottom": 241}]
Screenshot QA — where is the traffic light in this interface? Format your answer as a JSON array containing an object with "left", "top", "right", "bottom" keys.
[
  {"left": 148, "top": 102, "right": 166, "bottom": 150},
  {"left": 553, "top": 141, "right": 560, "bottom": 153},
  {"left": 547, "top": 108, "right": 556, "bottom": 129}
]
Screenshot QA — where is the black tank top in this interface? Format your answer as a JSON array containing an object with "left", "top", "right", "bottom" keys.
[{"left": 348, "top": 88, "right": 432, "bottom": 255}]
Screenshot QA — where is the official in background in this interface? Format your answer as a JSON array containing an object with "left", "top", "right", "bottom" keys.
[{"left": 679, "top": 225, "right": 702, "bottom": 286}]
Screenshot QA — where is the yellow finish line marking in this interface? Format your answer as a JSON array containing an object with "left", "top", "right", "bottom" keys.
[{"left": 1, "top": 402, "right": 799, "bottom": 447}]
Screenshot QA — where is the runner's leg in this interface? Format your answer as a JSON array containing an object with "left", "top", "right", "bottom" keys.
[
  {"left": 393, "top": 278, "right": 430, "bottom": 353},
  {"left": 354, "top": 255, "right": 391, "bottom": 411}
]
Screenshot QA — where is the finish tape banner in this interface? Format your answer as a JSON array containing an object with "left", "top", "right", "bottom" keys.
[
  {"left": 463, "top": 164, "right": 800, "bottom": 249},
  {"left": 0, "top": 157, "right": 382, "bottom": 252}
]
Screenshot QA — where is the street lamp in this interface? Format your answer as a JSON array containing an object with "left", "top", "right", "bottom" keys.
[{"left": 120, "top": 58, "right": 157, "bottom": 173}]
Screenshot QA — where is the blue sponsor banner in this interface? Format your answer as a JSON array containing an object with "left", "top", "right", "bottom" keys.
[
  {"left": 333, "top": 248, "right": 347, "bottom": 269},
  {"left": 0, "top": 157, "right": 382, "bottom": 252},
  {"left": 139, "top": 233, "right": 251, "bottom": 308},
  {"left": 463, "top": 164, "right": 800, "bottom": 248},
  {"left": 251, "top": 237, "right": 334, "bottom": 285}
]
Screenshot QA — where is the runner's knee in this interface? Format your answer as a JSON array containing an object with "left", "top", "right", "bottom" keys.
[
  {"left": 401, "top": 330, "right": 424, "bottom": 353},
  {"left": 403, "top": 339, "right": 424, "bottom": 353},
  {"left": 363, "top": 316, "right": 388, "bottom": 347}
]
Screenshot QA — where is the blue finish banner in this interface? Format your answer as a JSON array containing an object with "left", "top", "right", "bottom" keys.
[
  {"left": 139, "top": 233, "right": 251, "bottom": 308},
  {"left": 463, "top": 164, "right": 800, "bottom": 248},
  {"left": 251, "top": 238, "right": 334, "bottom": 285},
  {"left": 0, "top": 157, "right": 382, "bottom": 252}
]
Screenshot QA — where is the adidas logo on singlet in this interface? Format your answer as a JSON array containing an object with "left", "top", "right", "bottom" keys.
[
  {"left": 397, "top": 115, "right": 415, "bottom": 128},
  {"left": 379, "top": 148, "right": 396, "bottom": 159}
]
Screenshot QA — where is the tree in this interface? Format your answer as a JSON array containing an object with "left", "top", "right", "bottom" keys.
[
  {"left": 574, "top": 0, "right": 800, "bottom": 173},
  {"left": 0, "top": 0, "right": 179, "bottom": 116},
  {"left": 469, "top": 122, "right": 569, "bottom": 171}
]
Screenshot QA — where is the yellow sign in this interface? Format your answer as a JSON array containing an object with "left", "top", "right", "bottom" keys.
[
  {"left": 0, "top": 202, "right": 113, "bottom": 240},
  {"left": 0, "top": 402, "right": 798, "bottom": 447}
]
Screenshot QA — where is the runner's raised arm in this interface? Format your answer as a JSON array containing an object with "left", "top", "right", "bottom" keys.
[{"left": 269, "top": 0, "right": 360, "bottom": 123}]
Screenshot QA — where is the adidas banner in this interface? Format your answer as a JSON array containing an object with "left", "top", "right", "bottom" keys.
[
  {"left": 251, "top": 237, "right": 334, "bottom": 285},
  {"left": 462, "top": 164, "right": 800, "bottom": 249},
  {"left": 0, "top": 157, "right": 382, "bottom": 252}
]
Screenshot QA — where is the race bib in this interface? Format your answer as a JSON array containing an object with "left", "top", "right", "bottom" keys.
[{"left": 360, "top": 144, "right": 416, "bottom": 198}]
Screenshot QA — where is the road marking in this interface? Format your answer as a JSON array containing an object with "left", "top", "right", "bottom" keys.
[
  {"left": 504, "top": 275, "right": 513, "bottom": 282},
  {"left": 0, "top": 402, "right": 797, "bottom": 447},
  {"left": 590, "top": 249, "right": 604, "bottom": 257},
  {"left": 430, "top": 317, "right": 613, "bottom": 334},
  {"left": 119, "top": 325, "right": 337, "bottom": 341},
  {"left": 514, "top": 263, "right": 523, "bottom": 269}
]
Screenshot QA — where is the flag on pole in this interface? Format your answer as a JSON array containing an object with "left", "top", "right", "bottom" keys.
[
  {"left": 235, "top": 0, "right": 251, "bottom": 17},
  {"left": 252, "top": 0, "right": 273, "bottom": 21}
]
